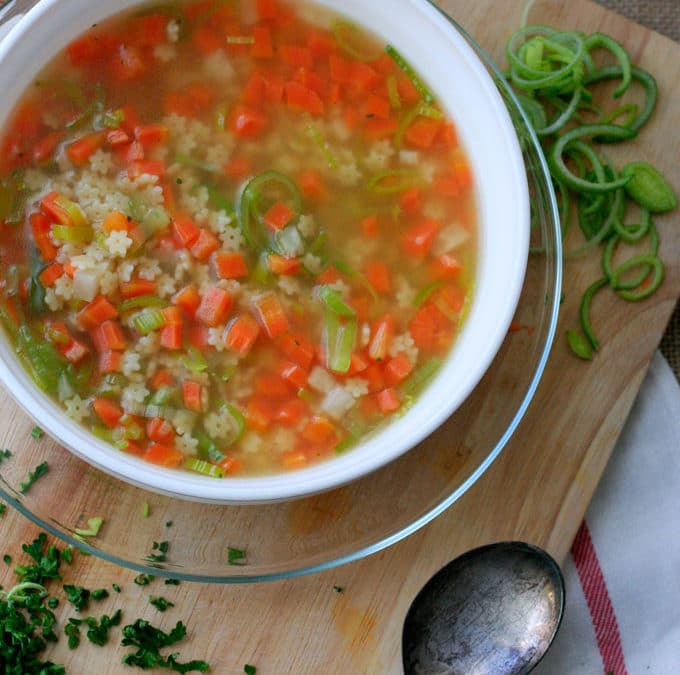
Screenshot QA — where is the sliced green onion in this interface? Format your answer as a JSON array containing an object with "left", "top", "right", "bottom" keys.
[
  {"left": 402, "top": 358, "right": 442, "bottom": 396},
  {"left": 386, "top": 44, "right": 434, "bottom": 103},
  {"left": 386, "top": 75, "right": 401, "bottom": 110},
  {"left": 133, "top": 309, "right": 166, "bottom": 335},
  {"left": 184, "top": 457, "right": 224, "bottom": 478},
  {"left": 150, "top": 385, "right": 177, "bottom": 406},
  {"left": 579, "top": 278, "right": 608, "bottom": 350},
  {"left": 182, "top": 346, "right": 208, "bottom": 373},
  {"left": 621, "top": 162, "right": 677, "bottom": 213},
  {"left": 226, "top": 36, "right": 254, "bottom": 45},
  {"left": 51, "top": 224, "right": 94, "bottom": 243},
  {"left": 416, "top": 102, "right": 443, "bottom": 120},
  {"left": 611, "top": 255, "right": 664, "bottom": 301},
  {"left": 334, "top": 259, "right": 379, "bottom": 304},
  {"left": 223, "top": 403, "right": 245, "bottom": 443},
  {"left": 318, "top": 285, "right": 356, "bottom": 318},
  {"left": 367, "top": 169, "right": 420, "bottom": 195},
  {"left": 600, "top": 103, "right": 639, "bottom": 128},
  {"left": 120, "top": 295, "right": 168, "bottom": 312},
  {"left": 306, "top": 122, "right": 337, "bottom": 170},
  {"left": 567, "top": 329, "right": 593, "bottom": 360},
  {"left": 583, "top": 32, "right": 632, "bottom": 98}
]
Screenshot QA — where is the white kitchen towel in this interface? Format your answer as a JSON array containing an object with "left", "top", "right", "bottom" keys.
[{"left": 535, "top": 351, "right": 680, "bottom": 675}]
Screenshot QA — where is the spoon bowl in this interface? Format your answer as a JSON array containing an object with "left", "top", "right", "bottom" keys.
[{"left": 402, "top": 542, "right": 565, "bottom": 675}]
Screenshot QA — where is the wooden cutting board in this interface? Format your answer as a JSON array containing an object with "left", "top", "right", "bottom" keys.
[{"left": 1, "top": 0, "right": 679, "bottom": 672}]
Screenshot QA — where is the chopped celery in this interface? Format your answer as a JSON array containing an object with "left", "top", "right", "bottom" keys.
[
  {"left": 318, "top": 286, "right": 356, "bottom": 318},
  {"left": 150, "top": 386, "right": 177, "bottom": 406},
  {"left": 51, "top": 224, "right": 94, "bottom": 243},
  {"left": 413, "top": 281, "right": 446, "bottom": 308},
  {"left": 306, "top": 122, "right": 338, "bottom": 169},
  {"left": 223, "top": 403, "right": 245, "bottom": 442},
  {"left": 184, "top": 457, "right": 224, "bottom": 478},
  {"left": 133, "top": 309, "right": 166, "bottom": 335},
  {"left": 52, "top": 194, "right": 87, "bottom": 228},
  {"left": 334, "top": 435, "right": 357, "bottom": 455},
  {"left": 92, "top": 426, "right": 115, "bottom": 442},
  {"left": 402, "top": 358, "right": 442, "bottom": 396},
  {"left": 120, "top": 295, "right": 168, "bottom": 312},
  {"left": 334, "top": 260, "right": 379, "bottom": 303},
  {"left": 182, "top": 346, "right": 208, "bottom": 373},
  {"left": 17, "top": 325, "right": 65, "bottom": 395},
  {"left": 324, "top": 310, "right": 357, "bottom": 374},
  {"left": 127, "top": 194, "right": 147, "bottom": 222},
  {"left": 194, "top": 429, "right": 226, "bottom": 463},
  {"left": 142, "top": 206, "right": 171, "bottom": 235}
]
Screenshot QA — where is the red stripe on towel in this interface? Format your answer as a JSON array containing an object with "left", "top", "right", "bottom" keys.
[{"left": 572, "top": 521, "right": 628, "bottom": 675}]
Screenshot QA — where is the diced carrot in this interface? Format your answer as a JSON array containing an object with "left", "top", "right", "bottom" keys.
[
  {"left": 262, "top": 72, "right": 285, "bottom": 103},
  {"left": 402, "top": 218, "right": 442, "bottom": 259},
  {"left": 160, "top": 323, "right": 183, "bottom": 350},
  {"left": 106, "top": 128, "right": 130, "bottom": 147},
  {"left": 316, "top": 266, "right": 340, "bottom": 285},
  {"left": 218, "top": 456, "right": 243, "bottom": 474},
  {"left": 172, "top": 214, "right": 201, "bottom": 248},
  {"left": 365, "top": 261, "right": 391, "bottom": 294},
  {"left": 277, "top": 359, "right": 308, "bottom": 389},
  {"left": 252, "top": 25, "right": 274, "bottom": 59},
  {"left": 193, "top": 23, "right": 224, "bottom": 54},
  {"left": 146, "top": 417, "right": 175, "bottom": 444},
  {"left": 252, "top": 292, "right": 289, "bottom": 339},
  {"left": 150, "top": 368, "right": 175, "bottom": 390},
  {"left": 285, "top": 81, "right": 324, "bottom": 116},
  {"left": 430, "top": 253, "right": 463, "bottom": 280},
  {"left": 349, "top": 62, "right": 380, "bottom": 94},
  {"left": 224, "top": 157, "right": 253, "bottom": 180},
  {"left": 111, "top": 44, "right": 146, "bottom": 81},
  {"left": 405, "top": 118, "right": 443, "bottom": 149},
  {"left": 195, "top": 286, "right": 233, "bottom": 326},
  {"left": 377, "top": 387, "right": 401, "bottom": 413},
  {"left": 453, "top": 159, "right": 473, "bottom": 189},
  {"left": 93, "top": 320, "right": 127, "bottom": 352},
  {"left": 65, "top": 131, "right": 106, "bottom": 165},
  {"left": 276, "top": 398, "right": 307, "bottom": 426},
  {"left": 256, "top": 0, "right": 278, "bottom": 20},
  {"left": 173, "top": 285, "right": 201, "bottom": 318},
  {"left": 118, "top": 105, "right": 142, "bottom": 136},
  {"left": 268, "top": 254, "right": 300, "bottom": 276},
  {"left": 400, "top": 187, "right": 422, "bottom": 214},
  {"left": 145, "top": 443, "right": 184, "bottom": 468},
  {"left": 130, "top": 14, "right": 170, "bottom": 49},
  {"left": 189, "top": 228, "right": 220, "bottom": 261},
  {"left": 275, "top": 332, "right": 315, "bottom": 370},
  {"left": 127, "top": 160, "right": 165, "bottom": 180},
  {"left": 384, "top": 354, "right": 414, "bottom": 386},
  {"left": 62, "top": 261, "right": 76, "bottom": 278},
  {"left": 30, "top": 211, "right": 57, "bottom": 262},
  {"left": 281, "top": 450, "right": 307, "bottom": 470},
  {"left": 262, "top": 201, "right": 295, "bottom": 231},
  {"left": 294, "top": 68, "right": 327, "bottom": 98},
  {"left": 161, "top": 306, "right": 182, "bottom": 326},
  {"left": 214, "top": 252, "right": 248, "bottom": 279},
  {"left": 32, "top": 131, "right": 64, "bottom": 164},
  {"left": 182, "top": 380, "right": 204, "bottom": 412},
  {"left": 246, "top": 395, "right": 276, "bottom": 432},
  {"left": 438, "top": 122, "right": 458, "bottom": 149},
  {"left": 397, "top": 75, "right": 421, "bottom": 104},
  {"left": 120, "top": 279, "right": 157, "bottom": 299},
  {"left": 99, "top": 349, "right": 122, "bottom": 374},
  {"left": 360, "top": 215, "right": 378, "bottom": 238},
  {"left": 369, "top": 315, "right": 395, "bottom": 361},
  {"left": 230, "top": 104, "right": 268, "bottom": 138},
  {"left": 347, "top": 351, "right": 370, "bottom": 376},
  {"left": 373, "top": 53, "right": 396, "bottom": 75},
  {"left": 67, "top": 33, "right": 109, "bottom": 66},
  {"left": 409, "top": 301, "right": 453, "bottom": 353},
  {"left": 301, "top": 415, "right": 336, "bottom": 444},
  {"left": 433, "top": 173, "right": 460, "bottom": 198},
  {"left": 362, "top": 94, "right": 391, "bottom": 120},
  {"left": 92, "top": 397, "right": 124, "bottom": 429},
  {"left": 326, "top": 82, "right": 342, "bottom": 105},
  {"left": 298, "top": 169, "right": 325, "bottom": 200},
  {"left": 255, "top": 373, "right": 292, "bottom": 399},
  {"left": 363, "top": 363, "right": 385, "bottom": 393},
  {"left": 241, "top": 72, "right": 265, "bottom": 106},
  {"left": 101, "top": 210, "right": 130, "bottom": 233},
  {"left": 118, "top": 139, "right": 144, "bottom": 164},
  {"left": 280, "top": 45, "right": 313, "bottom": 69},
  {"left": 225, "top": 314, "right": 260, "bottom": 355},
  {"left": 364, "top": 117, "right": 399, "bottom": 140},
  {"left": 329, "top": 54, "right": 353, "bottom": 84},
  {"left": 39, "top": 263, "right": 64, "bottom": 288},
  {"left": 308, "top": 30, "right": 336, "bottom": 58},
  {"left": 134, "top": 124, "right": 168, "bottom": 148},
  {"left": 433, "top": 284, "right": 466, "bottom": 316},
  {"left": 343, "top": 106, "right": 361, "bottom": 131},
  {"left": 121, "top": 441, "right": 145, "bottom": 457},
  {"left": 62, "top": 339, "right": 89, "bottom": 364},
  {"left": 77, "top": 295, "right": 118, "bottom": 330}
]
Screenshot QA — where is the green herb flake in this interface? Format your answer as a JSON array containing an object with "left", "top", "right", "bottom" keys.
[
  {"left": 86, "top": 609, "right": 122, "bottom": 646},
  {"left": 47, "top": 596, "right": 59, "bottom": 609},
  {"left": 63, "top": 584, "right": 91, "bottom": 611},
  {"left": 121, "top": 619, "right": 210, "bottom": 672},
  {"left": 14, "top": 533, "right": 62, "bottom": 585},
  {"left": 145, "top": 540, "right": 170, "bottom": 567},
  {"left": 0, "top": 448, "right": 11, "bottom": 463},
  {"left": 61, "top": 546, "right": 73, "bottom": 564},
  {"left": 65, "top": 619, "right": 82, "bottom": 649},
  {"left": 244, "top": 665, "right": 257, "bottom": 675},
  {"left": 3, "top": 554, "right": 11, "bottom": 565},
  {"left": 112, "top": 583, "right": 122, "bottom": 593},
  {"left": 19, "top": 461, "right": 49, "bottom": 494},
  {"left": 227, "top": 547, "right": 246, "bottom": 566},
  {"left": 333, "top": 585, "right": 344, "bottom": 594},
  {"left": 92, "top": 588, "right": 109, "bottom": 601},
  {"left": 0, "top": 503, "right": 5, "bottom": 517},
  {"left": 31, "top": 426, "right": 44, "bottom": 440},
  {"left": 165, "top": 578, "right": 181, "bottom": 586},
  {"left": 149, "top": 595, "right": 175, "bottom": 612},
  {"left": 165, "top": 520, "right": 174, "bottom": 528},
  {"left": 134, "top": 573, "right": 155, "bottom": 586}
]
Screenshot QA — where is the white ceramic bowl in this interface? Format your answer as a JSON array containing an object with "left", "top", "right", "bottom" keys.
[{"left": 0, "top": 0, "right": 529, "bottom": 503}]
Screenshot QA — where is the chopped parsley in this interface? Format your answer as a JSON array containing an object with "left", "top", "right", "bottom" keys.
[
  {"left": 165, "top": 578, "right": 181, "bottom": 586},
  {"left": 61, "top": 547, "right": 73, "bottom": 565},
  {"left": 149, "top": 596, "right": 175, "bottom": 612},
  {"left": 333, "top": 585, "right": 344, "bottom": 594},
  {"left": 31, "top": 426, "right": 44, "bottom": 440},
  {"left": 0, "top": 503, "right": 5, "bottom": 517},
  {"left": 47, "top": 597, "right": 59, "bottom": 609},
  {"left": 3, "top": 554, "right": 11, "bottom": 565},
  {"left": 19, "top": 461, "right": 49, "bottom": 494},
  {"left": 0, "top": 449, "right": 11, "bottom": 463},
  {"left": 92, "top": 588, "right": 109, "bottom": 601},
  {"left": 64, "top": 618, "right": 82, "bottom": 649},
  {"left": 63, "top": 584, "right": 90, "bottom": 611},
  {"left": 244, "top": 665, "right": 257, "bottom": 675},
  {"left": 227, "top": 547, "right": 246, "bottom": 566},
  {"left": 86, "top": 609, "right": 122, "bottom": 646},
  {"left": 112, "top": 583, "right": 122, "bottom": 593},
  {"left": 121, "top": 619, "right": 210, "bottom": 672},
  {"left": 134, "top": 573, "right": 155, "bottom": 586},
  {"left": 14, "top": 534, "right": 62, "bottom": 585},
  {"left": 165, "top": 521, "right": 174, "bottom": 528},
  {"left": 145, "top": 541, "right": 170, "bottom": 567}
]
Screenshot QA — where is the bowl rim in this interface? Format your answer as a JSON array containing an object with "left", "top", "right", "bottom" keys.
[{"left": 0, "top": 0, "right": 531, "bottom": 504}]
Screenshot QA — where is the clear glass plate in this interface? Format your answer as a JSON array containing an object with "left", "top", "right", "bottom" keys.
[{"left": 0, "top": 3, "right": 562, "bottom": 583}]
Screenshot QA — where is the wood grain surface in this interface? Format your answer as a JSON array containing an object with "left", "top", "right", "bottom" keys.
[{"left": 1, "top": 1, "right": 679, "bottom": 672}]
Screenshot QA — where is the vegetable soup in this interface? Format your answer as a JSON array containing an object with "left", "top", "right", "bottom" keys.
[{"left": 0, "top": 0, "right": 477, "bottom": 477}]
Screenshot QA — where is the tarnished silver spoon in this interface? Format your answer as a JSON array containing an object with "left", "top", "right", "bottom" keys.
[{"left": 402, "top": 542, "right": 565, "bottom": 675}]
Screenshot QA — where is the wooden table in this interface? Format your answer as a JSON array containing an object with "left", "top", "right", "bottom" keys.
[{"left": 1, "top": 0, "right": 679, "bottom": 672}]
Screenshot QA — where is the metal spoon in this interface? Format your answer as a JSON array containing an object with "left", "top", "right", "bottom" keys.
[{"left": 402, "top": 542, "right": 565, "bottom": 675}]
